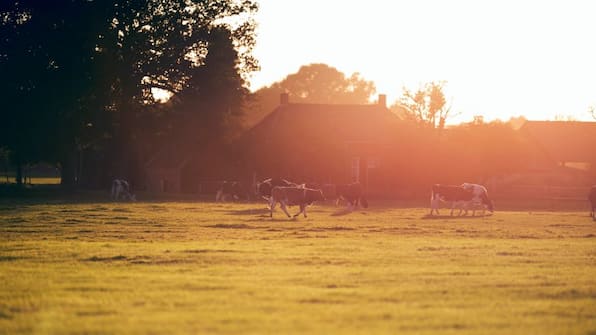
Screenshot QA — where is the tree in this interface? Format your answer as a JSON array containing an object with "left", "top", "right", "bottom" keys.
[
  {"left": 0, "top": 1, "right": 106, "bottom": 186},
  {"left": 281, "top": 63, "right": 376, "bottom": 104},
  {"left": 244, "top": 63, "right": 376, "bottom": 128},
  {"left": 443, "top": 121, "right": 532, "bottom": 181},
  {"left": 391, "top": 81, "right": 453, "bottom": 129},
  {"left": 0, "top": 0, "right": 259, "bottom": 188},
  {"left": 173, "top": 26, "right": 250, "bottom": 145},
  {"left": 97, "top": 0, "right": 259, "bottom": 185},
  {"left": 589, "top": 105, "right": 596, "bottom": 120}
]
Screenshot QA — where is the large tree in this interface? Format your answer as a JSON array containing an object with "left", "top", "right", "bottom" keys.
[
  {"left": 391, "top": 81, "right": 453, "bottom": 129},
  {"left": 244, "top": 63, "right": 376, "bottom": 128},
  {"left": 171, "top": 26, "right": 250, "bottom": 147},
  {"left": 0, "top": 1, "right": 107, "bottom": 186},
  {"left": 0, "top": 0, "right": 259, "bottom": 187},
  {"left": 98, "top": 0, "right": 258, "bottom": 185}
]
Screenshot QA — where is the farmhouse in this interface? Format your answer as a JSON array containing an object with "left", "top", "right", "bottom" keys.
[{"left": 240, "top": 93, "right": 402, "bottom": 196}]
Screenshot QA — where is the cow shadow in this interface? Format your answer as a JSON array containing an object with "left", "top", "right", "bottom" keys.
[
  {"left": 226, "top": 207, "right": 270, "bottom": 216},
  {"left": 422, "top": 213, "right": 493, "bottom": 220},
  {"left": 330, "top": 208, "right": 354, "bottom": 216}
]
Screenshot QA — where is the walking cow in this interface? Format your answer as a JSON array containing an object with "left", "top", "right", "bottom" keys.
[
  {"left": 269, "top": 185, "right": 325, "bottom": 218},
  {"left": 256, "top": 178, "right": 300, "bottom": 209}
]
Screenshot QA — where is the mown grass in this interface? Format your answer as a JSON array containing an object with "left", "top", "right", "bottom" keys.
[{"left": 0, "top": 200, "right": 595, "bottom": 334}]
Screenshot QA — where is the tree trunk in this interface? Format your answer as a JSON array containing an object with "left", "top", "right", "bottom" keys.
[
  {"left": 15, "top": 156, "right": 23, "bottom": 186},
  {"left": 60, "top": 150, "right": 77, "bottom": 189}
]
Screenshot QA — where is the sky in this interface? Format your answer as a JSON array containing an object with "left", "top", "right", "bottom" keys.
[{"left": 248, "top": 0, "right": 596, "bottom": 124}]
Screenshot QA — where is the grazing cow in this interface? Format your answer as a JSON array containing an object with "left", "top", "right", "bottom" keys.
[
  {"left": 111, "top": 179, "right": 136, "bottom": 201},
  {"left": 430, "top": 184, "right": 473, "bottom": 216},
  {"left": 335, "top": 182, "right": 368, "bottom": 210},
  {"left": 215, "top": 181, "right": 246, "bottom": 202},
  {"left": 589, "top": 185, "right": 596, "bottom": 221},
  {"left": 270, "top": 186, "right": 325, "bottom": 218},
  {"left": 430, "top": 183, "right": 492, "bottom": 216},
  {"left": 461, "top": 183, "right": 494, "bottom": 215},
  {"left": 256, "top": 178, "right": 299, "bottom": 201}
]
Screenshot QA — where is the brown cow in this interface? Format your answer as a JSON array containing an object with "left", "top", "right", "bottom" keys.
[{"left": 270, "top": 186, "right": 325, "bottom": 218}]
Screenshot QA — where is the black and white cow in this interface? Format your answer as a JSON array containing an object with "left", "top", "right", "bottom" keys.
[
  {"left": 215, "top": 181, "right": 246, "bottom": 202},
  {"left": 430, "top": 183, "right": 492, "bottom": 216},
  {"left": 111, "top": 179, "right": 136, "bottom": 201},
  {"left": 256, "top": 178, "right": 299, "bottom": 201},
  {"left": 589, "top": 185, "right": 596, "bottom": 221},
  {"left": 335, "top": 182, "right": 368, "bottom": 210},
  {"left": 270, "top": 186, "right": 325, "bottom": 218},
  {"left": 461, "top": 183, "right": 494, "bottom": 215}
]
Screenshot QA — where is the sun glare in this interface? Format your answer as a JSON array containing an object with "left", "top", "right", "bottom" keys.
[
  {"left": 151, "top": 87, "right": 173, "bottom": 103},
  {"left": 251, "top": 0, "right": 596, "bottom": 124}
]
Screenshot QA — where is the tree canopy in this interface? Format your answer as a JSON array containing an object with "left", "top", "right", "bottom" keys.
[
  {"left": 0, "top": 0, "right": 259, "bottom": 186},
  {"left": 244, "top": 63, "right": 376, "bottom": 128},
  {"left": 391, "top": 81, "right": 453, "bottom": 129}
]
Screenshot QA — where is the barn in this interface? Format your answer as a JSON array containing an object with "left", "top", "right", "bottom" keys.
[{"left": 239, "top": 93, "right": 403, "bottom": 196}]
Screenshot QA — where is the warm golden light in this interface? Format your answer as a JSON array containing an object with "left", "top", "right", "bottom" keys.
[{"left": 251, "top": 0, "right": 596, "bottom": 124}]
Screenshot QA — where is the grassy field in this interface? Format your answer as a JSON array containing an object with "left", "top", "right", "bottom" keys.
[{"left": 0, "top": 199, "right": 595, "bottom": 334}]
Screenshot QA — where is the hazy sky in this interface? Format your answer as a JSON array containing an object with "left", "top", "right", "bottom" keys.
[{"left": 249, "top": 0, "right": 596, "bottom": 123}]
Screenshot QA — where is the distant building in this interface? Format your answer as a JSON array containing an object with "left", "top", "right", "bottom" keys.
[
  {"left": 240, "top": 93, "right": 403, "bottom": 195},
  {"left": 488, "top": 121, "right": 596, "bottom": 198},
  {"left": 520, "top": 121, "right": 596, "bottom": 172}
]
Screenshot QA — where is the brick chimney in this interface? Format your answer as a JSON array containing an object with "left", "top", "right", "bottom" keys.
[
  {"left": 280, "top": 92, "right": 289, "bottom": 105},
  {"left": 378, "top": 94, "right": 386, "bottom": 108}
]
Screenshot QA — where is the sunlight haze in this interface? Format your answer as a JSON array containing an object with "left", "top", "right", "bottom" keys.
[{"left": 250, "top": 0, "right": 596, "bottom": 124}]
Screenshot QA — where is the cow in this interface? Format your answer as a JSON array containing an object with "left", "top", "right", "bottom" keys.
[
  {"left": 215, "top": 181, "right": 246, "bottom": 202},
  {"left": 335, "top": 182, "right": 368, "bottom": 210},
  {"left": 430, "top": 183, "right": 492, "bottom": 216},
  {"left": 589, "top": 185, "right": 596, "bottom": 221},
  {"left": 461, "top": 183, "right": 494, "bottom": 215},
  {"left": 256, "top": 178, "right": 299, "bottom": 201},
  {"left": 270, "top": 186, "right": 325, "bottom": 218},
  {"left": 111, "top": 179, "right": 136, "bottom": 201},
  {"left": 430, "top": 184, "right": 473, "bottom": 216}
]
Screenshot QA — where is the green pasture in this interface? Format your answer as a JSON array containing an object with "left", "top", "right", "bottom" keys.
[{"left": 0, "top": 200, "right": 595, "bottom": 334}]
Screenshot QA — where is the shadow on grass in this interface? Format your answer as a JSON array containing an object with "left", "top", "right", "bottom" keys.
[
  {"left": 0, "top": 255, "right": 26, "bottom": 262},
  {"left": 226, "top": 207, "right": 270, "bottom": 216},
  {"left": 205, "top": 223, "right": 260, "bottom": 229},
  {"left": 330, "top": 208, "right": 353, "bottom": 216},
  {"left": 422, "top": 213, "right": 493, "bottom": 220}
]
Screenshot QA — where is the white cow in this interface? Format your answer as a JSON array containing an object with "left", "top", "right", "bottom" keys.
[
  {"left": 460, "top": 183, "right": 493, "bottom": 215},
  {"left": 111, "top": 179, "right": 136, "bottom": 201}
]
